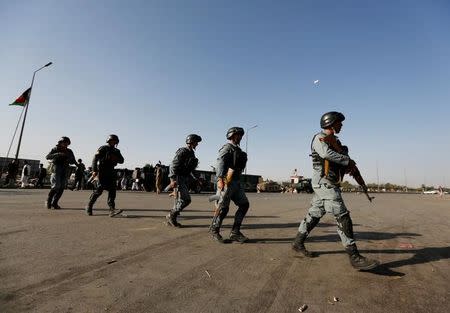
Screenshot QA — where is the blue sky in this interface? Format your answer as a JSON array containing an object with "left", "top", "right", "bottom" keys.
[{"left": 1, "top": 0, "right": 449, "bottom": 187}]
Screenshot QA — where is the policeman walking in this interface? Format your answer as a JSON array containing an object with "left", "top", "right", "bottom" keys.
[
  {"left": 45, "top": 136, "right": 77, "bottom": 209},
  {"left": 210, "top": 127, "right": 250, "bottom": 243},
  {"left": 85, "top": 134, "right": 124, "bottom": 217},
  {"left": 166, "top": 134, "right": 202, "bottom": 227},
  {"left": 292, "top": 112, "right": 379, "bottom": 270}
]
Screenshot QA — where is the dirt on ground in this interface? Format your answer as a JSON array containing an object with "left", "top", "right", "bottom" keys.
[{"left": 0, "top": 189, "right": 449, "bottom": 313}]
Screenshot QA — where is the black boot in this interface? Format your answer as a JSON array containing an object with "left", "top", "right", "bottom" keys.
[
  {"left": 292, "top": 232, "right": 316, "bottom": 257},
  {"left": 210, "top": 227, "right": 224, "bottom": 243},
  {"left": 229, "top": 230, "right": 249, "bottom": 243},
  {"left": 166, "top": 211, "right": 181, "bottom": 227},
  {"left": 109, "top": 207, "right": 123, "bottom": 217},
  {"left": 345, "top": 244, "right": 379, "bottom": 270},
  {"left": 85, "top": 204, "right": 93, "bottom": 216}
]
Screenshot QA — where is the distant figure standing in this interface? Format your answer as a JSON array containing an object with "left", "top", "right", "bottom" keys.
[
  {"left": 36, "top": 164, "right": 47, "bottom": 188},
  {"left": 45, "top": 137, "right": 77, "bottom": 209},
  {"left": 20, "top": 161, "right": 31, "bottom": 188},
  {"left": 74, "top": 159, "right": 86, "bottom": 190},
  {"left": 132, "top": 168, "right": 142, "bottom": 191},
  {"left": 438, "top": 185, "right": 444, "bottom": 198},
  {"left": 155, "top": 164, "right": 163, "bottom": 194},
  {"left": 120, "top": 172, "right": 128, "bottom": 191},
  {"left": 85, "top": 134, "right": 124, "bottom": 217},
  {"left": 4, "top": 159, "right": 19, "bottom": 187}
]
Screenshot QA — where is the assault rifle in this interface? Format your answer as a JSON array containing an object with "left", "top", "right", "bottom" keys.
[{"left": 320, "top": 134, "right": 374, "bottom": 202}]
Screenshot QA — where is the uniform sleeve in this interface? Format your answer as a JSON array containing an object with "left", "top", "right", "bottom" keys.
[
  {"left": 46, "top": 148, "right": 62, "bottom": 161},
  {"left": 215, "top": 146, "right": 232, "bottom": 178},
  {"left": 313, "top": 135, "right": 350, "bottom": 166},
  {"left": 68, "top": 150, "right": 77, "bottom": 165},
  {"left": 169, "top": 148, "right": 186, "bottom": 178},
  {"left": 92, "top": 147, "right": 105, "bottom": 172},
  {"left": 115, "top": 149, "right": 124, "bottom": 164}
]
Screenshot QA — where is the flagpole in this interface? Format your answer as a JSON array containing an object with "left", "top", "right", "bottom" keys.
[{"left": 14, "top": 62, "right": 53, "bottom": 160}]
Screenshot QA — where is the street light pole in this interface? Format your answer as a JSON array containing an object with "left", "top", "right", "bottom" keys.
[
  {"left": 244, "top": 125, "right": 258, "bottom": 175},
  {"left": 15, "top": 62, "right": 53, "bottom": 160}
]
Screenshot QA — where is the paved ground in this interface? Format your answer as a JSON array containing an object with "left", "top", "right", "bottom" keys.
[{"left": 0, "top": 189, "right": 448, "bottom": 313}]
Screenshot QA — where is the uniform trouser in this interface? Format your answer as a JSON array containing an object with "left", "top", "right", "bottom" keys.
[
  {"left": 36, "top": 177, "right": 45, "bottom": 188},
  {"left": 298, "top": 184, "right": 356, "bottom": 247},
  {"left": 211, "top": 180, "right": 250, "bottom": 233},
  {"left": 48, "top": 170, "right": 68, "bottom": 206},
  {"left": 88, "top": 177, "right": 117, "bottom": 209},
  {"left": 170, "top": 176, "right": 191, "bottom": 215},
  {"left": 75, "top": 176, "right": 84, "bottom": 190}
]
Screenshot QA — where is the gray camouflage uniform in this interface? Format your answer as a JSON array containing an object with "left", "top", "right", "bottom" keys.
[
  {"left": 210, "top": 143, "right": 249, "bottom": 233},
  {"left": 46, "top": 146, "right": 76, "bottom": 207},
  {"left": 298, "top": 131, "right": 355, "bottom": 247},
  {"left": 168, "top": 147, "right": 198, "bottom": 215}
]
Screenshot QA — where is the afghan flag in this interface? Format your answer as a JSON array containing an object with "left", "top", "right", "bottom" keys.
[{"left": 9, "top": 87, "right": 31, "bottom": 106}]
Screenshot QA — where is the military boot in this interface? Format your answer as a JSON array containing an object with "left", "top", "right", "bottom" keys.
[
  {"left": 109, "top": 207, "right": 123, "bottom": 217},
  {"left": 85, "top": 205, "right": 93, "bottom": 216},
  {"left": 345, "top": 244, "right": 379, "bottom": 270},
  {"left": 165, "top": 211, "right": 181, "bottom": 227},
  {"left": 292, "top": 232, "right": 316, "bottom": 257},
  {"left": 45, "top": 201, "right": 52, "bottom": 209},
  {"left": 210, "top": 228, "right": 224, "bottom": 243},
  {"left": 52, "top": 203, "right": 61, "bottom": 210},
  {"left": 229, "top": 230, "right": 249, "bottom": 243}
]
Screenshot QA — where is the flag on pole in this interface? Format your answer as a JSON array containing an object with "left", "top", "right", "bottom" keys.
[{"left": 9, "top": 87, "right": 31, "bottom": 106}]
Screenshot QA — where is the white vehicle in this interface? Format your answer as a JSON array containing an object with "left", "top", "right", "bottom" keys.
[{"left": 423, "top": 190, "right": 438, "bottom": 194}]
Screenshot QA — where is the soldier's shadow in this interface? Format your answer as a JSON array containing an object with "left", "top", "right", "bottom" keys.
[{"left": 316, "top": 246, "right": 449, "bottom": 277}]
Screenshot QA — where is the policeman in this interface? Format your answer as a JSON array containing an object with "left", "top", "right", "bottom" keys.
[
  {"left": 85, "top": 134, "right": 124, "bottom": 217},
  {"left": 45, "top": 136, "right": 77, "bottom": 209},
  {"left": 166, "top": 134, "right": 202, "bottom": 227},
  {"left": 210, "top": 127, "right": 250, "bottom": 243},
  {"left": 74, "top": 159, "right": 86, "bottom": 190},
  {"left": 292, "top": 112, "right": 379, "bottom": 270}
]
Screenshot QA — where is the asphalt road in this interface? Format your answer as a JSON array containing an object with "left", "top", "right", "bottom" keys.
[{"left": 0, "top": 189, "right": 449, "bottom": 313}]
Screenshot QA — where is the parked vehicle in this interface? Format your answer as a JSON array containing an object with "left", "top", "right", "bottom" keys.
[{"left": 295, "top": 178, "right": 314, "bottom": 193}]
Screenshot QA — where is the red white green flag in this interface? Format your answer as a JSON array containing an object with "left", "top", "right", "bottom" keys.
[{"left": 9, "top": 87, "right": 31, "bottom": 106}]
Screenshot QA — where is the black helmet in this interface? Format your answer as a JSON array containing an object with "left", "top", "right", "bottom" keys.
[
  {"left": 58, "top": 136, "right": 71, "bottom": 145},
  {"left": 320, "top": 112, "right": 345, "bottom": 129},
  {"left": 78, "top": 159, "right": 82, "bottom": 163},
  {"left": 226, "top": 127, "right": 245, "bottom": 139},
  {"left": 186, "top": 134, "right": 202, "bottom": 144},
  {"left": 106, "top": 134, "right": 119, "bottom": 143}
]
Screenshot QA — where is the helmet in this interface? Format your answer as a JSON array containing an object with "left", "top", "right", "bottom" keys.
[
  {"left": 320, "top": 112, "right": 345, "bottom": 129},
  {"left": 226, "top": 127, "right": 245, "bottom": 140},
  {"left": 78, "top": 159, "right": 82, "bottom": 163},
  {"left": 106, "top": 134, "right": 119, "bottom": 143},
  {"left": 186, "top": 134, "right": 202, "bottom": 144},
  {"left": 58, "top": 136, "right": 71, "bottom": 145}
]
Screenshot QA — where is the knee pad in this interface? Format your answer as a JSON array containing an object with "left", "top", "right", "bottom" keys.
[
  {"left": 305, "top": 213, "right": 321, "bottom": 233},
  {"left": 336, "top": 213, "right": 354, "bottom": 239}
]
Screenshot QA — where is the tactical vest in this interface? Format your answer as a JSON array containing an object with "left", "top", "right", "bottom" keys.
[
  {"left": 224, "top": 143, "right": 247, "bottom": 171},
  {"left": 310, "top": 134, "right": 346, "bottom": 183},
  {"left": 177, "top": 147, "right": 198, "bottom": 175}
]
